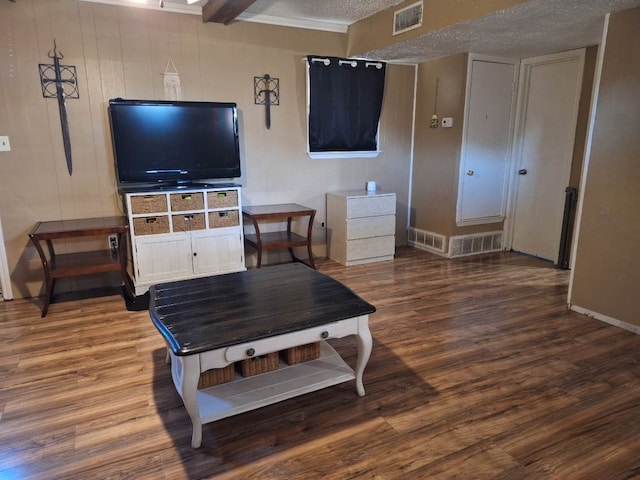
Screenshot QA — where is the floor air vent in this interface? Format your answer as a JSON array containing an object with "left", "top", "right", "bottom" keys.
[
  {"left": 407, "top": 227, "right": 446, "bottom": 255},
  {"left": 449, "top": 231, "right": 503, "bottom": 258},
  {"left": 393, "top": 1, "right": 423, "bottom": 35}
]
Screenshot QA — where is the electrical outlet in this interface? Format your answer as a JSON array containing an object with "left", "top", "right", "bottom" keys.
[
  {"left": 0, "top": 136, "right": 10, "bottom": 152},
  {"left": 108, "top": 234, "right": 117, "bottom": 252}
]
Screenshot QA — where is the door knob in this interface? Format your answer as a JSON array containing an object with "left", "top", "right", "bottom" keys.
[
  {"left": 466, "top": 170, "right": 475, "bottom": 176},
  {"left": 518, "top": 169, "right": 528, "bottom": 175}
]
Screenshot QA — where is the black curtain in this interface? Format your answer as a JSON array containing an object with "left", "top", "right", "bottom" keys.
[{"left": 307, "top": 56, "right": 386, "bottom": 152}]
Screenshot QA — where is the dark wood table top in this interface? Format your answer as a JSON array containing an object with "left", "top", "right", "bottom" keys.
[
  {"left": 30, "top": 216, "right": 128, "bottom": 238},
  {"left": 149, "top": 263, "right": 375, "bottom": 356},
  {"left": 242, "top": 203, "right": 315, "bottom": 219}
]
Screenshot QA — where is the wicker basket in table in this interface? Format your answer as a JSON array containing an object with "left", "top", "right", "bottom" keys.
[
  {"left": 132, "top": 216, "right": 170, "bottom": 235},
  {"left": 238, "top": 352, "right": 279, "bottom": 377},
  {"left": 283, "top": 342, "right": 321, "bottom": 365},
  {"left": 209, "top": 210, "right": 239, "bottom": 228},
  {"left": 198, "top": 364, "right": 235, "bottom": 388},
  {"left": 130, "top": 194, "right": 167, "bottom": 214},
  {"left": 172, "top": 213, "right": 206, "bottom": 232},
  {"left": 207, "top": 190, "right": 238, "bottom": 209},
  {"left": 170, "top": 192, "right": 204, "bottom": 211}
]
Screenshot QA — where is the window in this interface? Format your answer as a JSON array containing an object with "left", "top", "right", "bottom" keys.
[{"left": 306, "top": 56, "right": 386, "bottom": 159}]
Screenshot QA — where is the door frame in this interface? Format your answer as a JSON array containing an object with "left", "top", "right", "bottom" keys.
[
  {"left": 0, "top": 215, "right": 14, "bottom": 300},
  {"left": 503, "top": 48, "right": 586, "bottom": 253}
]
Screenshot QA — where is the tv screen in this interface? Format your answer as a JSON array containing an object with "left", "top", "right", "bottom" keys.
[{"left": 108, "top": 99, "right": 241, "bottom": 187}]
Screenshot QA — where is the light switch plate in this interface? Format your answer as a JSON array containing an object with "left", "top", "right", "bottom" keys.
[{"left": 0, "top": 136, "right": 10, "bottom": 151}]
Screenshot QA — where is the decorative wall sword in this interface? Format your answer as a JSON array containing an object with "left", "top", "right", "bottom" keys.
[
  {"left": 39, "top": 40, "right": 79, "bottom": 176},
  {"left": 254, "top": 74, "right": 279, "bottom": 129}
]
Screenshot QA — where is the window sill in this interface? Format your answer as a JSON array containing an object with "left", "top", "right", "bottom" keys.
[{"left": 308, "top": 150, "right": 381, "bottom": 159}]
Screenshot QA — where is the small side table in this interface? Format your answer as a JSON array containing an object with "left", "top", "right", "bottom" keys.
[
  {"left": 29, "top": 216, "right": 131, "bottom": 317},
  {"left": 242, "top": 203, "right": 316, "bottom": 269}
]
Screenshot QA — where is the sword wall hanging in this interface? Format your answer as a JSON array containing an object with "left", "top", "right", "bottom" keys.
[
  {"left": 254, "top": 74, "right": 279, "bottom": 129},
  {"left": 39, "top": 40, "right": 79, "bottom": 176}
]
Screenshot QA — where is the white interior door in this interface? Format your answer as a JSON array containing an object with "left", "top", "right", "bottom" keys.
[
  {"left": 509, "top": 49, "right": 585, "bottom": 262},
  {"left": 0, "top": 215, "right": 13, "bottom": 300},
  {"left": 457, "top": 55, "right": 518, "bottom": 226}
]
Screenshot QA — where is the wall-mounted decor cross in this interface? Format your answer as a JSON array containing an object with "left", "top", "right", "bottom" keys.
[
  {"left": 254, "top": 74, "right": 279, "bottom": 129},
  {"left": 39, "top": 40, "right": 79, "bottom": 176}
]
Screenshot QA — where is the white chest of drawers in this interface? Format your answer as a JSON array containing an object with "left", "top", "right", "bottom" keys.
[{"left": 326, "top": 190, "right": 396, "bottom": 266}]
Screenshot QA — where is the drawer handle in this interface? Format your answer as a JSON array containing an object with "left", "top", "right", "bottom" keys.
[
  {"left": 218, "top": 212, "right": 229, "bottom": 218},
  {"left": 320, "top": 331, "right": 329, "bottom": 339},
  {"left": 181, "top": 194, "right": 192, "bottom": 200},
  {"left": 145, "top": 217, "right": 157, "bottom": 224},
  {"left": 184, "top": 215, "right": 194, "bottom": 221},
  {"left": 217, "top": 192, "right": 228, "bottom": 198},
  {"left": 246, "top": 348, "right": 255, "bottom": 357}
]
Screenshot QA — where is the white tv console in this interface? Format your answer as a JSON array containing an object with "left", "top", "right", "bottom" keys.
[{"left": 123, "top": 184, "right": 246, "bottom": 295}]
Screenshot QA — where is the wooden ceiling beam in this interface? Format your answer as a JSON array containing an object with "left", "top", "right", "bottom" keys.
[{"left": 202, "top": 0, "right": 257, "bottom": 25}]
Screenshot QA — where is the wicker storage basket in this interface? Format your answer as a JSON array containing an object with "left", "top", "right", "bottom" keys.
[
  {"left": 132, "top": 216, "right": 170, "bottom": 235},
  {"left": 170, "top": 192, "right": 204, "bottom": 211},
  {"left": 238, "top": 352, "right": 279, "bottom": 377},
  {"left": 207, "top": 190, "right": 238, "bottom": 209},
  {"left": 130, "top": 194, "right": 167, "bottom": 214},
  {"left": 209, "top": 210, "right": 240, "bottom": 228},
  {"left": 172, "top": 213, "right": 205, "bottom": 232},
  {"left": 198, "top": 364, "right": 235, "bottom": 389},
  {"left": 283, "top": 342, "right": 321, "bottom": 365}
]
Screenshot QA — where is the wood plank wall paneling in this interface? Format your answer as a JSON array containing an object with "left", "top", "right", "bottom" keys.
[
  {"left": 1, "top": 248, "right": 639, "bottom": 479},
  {"left": 0, "top": 0, "right": 414, "bottom": 299}
]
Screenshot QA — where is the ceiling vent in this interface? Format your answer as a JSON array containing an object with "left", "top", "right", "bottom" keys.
[{"left": 393, "top": 1, "right": 423, "bottom": 36}]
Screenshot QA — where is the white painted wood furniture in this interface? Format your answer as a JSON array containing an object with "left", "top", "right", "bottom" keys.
[
  {"left": 149, "top": 263, "right": 375, "bottom": 448},
  {"left": 123, "top": 185, "right": 245, "bottom": 295},
  {"left": 326, "top": 190, "right": 396, "bottom": 266}
]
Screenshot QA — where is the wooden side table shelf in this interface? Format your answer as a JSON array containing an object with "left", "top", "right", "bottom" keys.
[
  {"left": 242, "top": 203, "right": 316, "bottom": 269},
  {"left": 29, "top": 216, "right": 131, "bottom": 317}
]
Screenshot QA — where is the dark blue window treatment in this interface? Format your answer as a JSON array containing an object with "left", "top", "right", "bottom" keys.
[{"left": 307, "top": 56, "right": 386, "bottom": 153}]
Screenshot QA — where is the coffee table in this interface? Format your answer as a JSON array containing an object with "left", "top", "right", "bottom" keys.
[{"left": 149, "top": 263, "right": 375, "bottom": 448}]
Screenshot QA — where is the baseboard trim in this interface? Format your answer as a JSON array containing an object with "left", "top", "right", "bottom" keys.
[{"left": 570, "top": 304, "right": 640, "bottom": 335}]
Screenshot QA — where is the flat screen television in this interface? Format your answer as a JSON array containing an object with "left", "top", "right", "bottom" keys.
[{"left": 108, "top": 98, "right": 241, "bottom": 188}]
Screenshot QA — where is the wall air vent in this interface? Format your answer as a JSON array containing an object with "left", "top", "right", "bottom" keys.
[
  {"left": 393, "top": 1, "right": 423, "bottom": 36},
  {"left": 407, "top": 227, "right": 446, "bottom": 255},
  {"left": 449, "top": 231, "right": 503, "bottom": 258}
]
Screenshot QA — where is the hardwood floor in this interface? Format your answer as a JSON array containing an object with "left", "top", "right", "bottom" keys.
[{"left": 1, "top": 247, "right": 639, "bottom": 479}]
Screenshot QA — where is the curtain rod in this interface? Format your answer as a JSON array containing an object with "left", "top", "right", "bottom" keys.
[{"left": 306, "top": 57, "right": 384, "bottom": 69}]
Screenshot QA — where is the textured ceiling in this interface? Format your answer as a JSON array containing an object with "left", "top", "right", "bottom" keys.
[
  {"left": 363, "top": 0, "right": 640, "bottom": 62},
  {"left": 81, "top": 0, "right": 640, "bottom": 62},
  {"left": 240, "top": 0, "right": 404, "bottom": 28}
]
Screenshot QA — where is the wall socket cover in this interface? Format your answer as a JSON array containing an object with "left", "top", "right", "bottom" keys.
[
  {"left": 0, "top": 136, "right": 10, "bottom": 152},
  {"left": 441, "top": 117, "right": 453, "bottom": 128}
]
